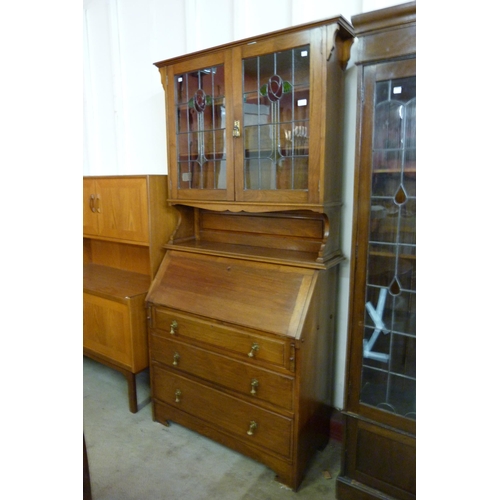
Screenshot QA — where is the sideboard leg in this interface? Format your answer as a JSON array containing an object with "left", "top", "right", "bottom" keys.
[{"left": 125, "top": 371, "right": 138, "bottom": 413}]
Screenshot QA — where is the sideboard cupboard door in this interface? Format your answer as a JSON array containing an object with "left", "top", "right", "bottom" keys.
[
  {"left": 83, "top": 176, "right": 150, "bottom": 244},
  {"left": 95, "top": 177, "right": 149, "bottom": 243}
]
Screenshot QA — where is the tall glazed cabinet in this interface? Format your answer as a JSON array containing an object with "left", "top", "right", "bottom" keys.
[
  {"left": 336, "top": 3, "right": 416, "bottom": 500},
  {"left": 146, "top": 17, "right": 354, "bottom": 491}
]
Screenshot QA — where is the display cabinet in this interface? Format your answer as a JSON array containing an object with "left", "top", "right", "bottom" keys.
[
  {"left": 148, "top": 17, "right": 354, "bottom": 491},
  {"left": 336, "top": 3, "right": 416, "bottom": 500},
  {"left": 155, "top": 17, "right": 353, "bottom": 211},
  {"left": 83, "top": 175, "right": 176, "bottom": 412}
]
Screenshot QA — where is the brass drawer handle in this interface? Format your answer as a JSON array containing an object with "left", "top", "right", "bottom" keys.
[
  {"left": 250, "top": 379, "right": 259, "bottom": 395},
  {"left": 248, "top": 343, "right": 259, "bottom": 358},
  {"left": 173, "top": 352, "right": 180, "bottom": 366},
  {"left": 170, "top": 320, "right": 178, "bottom": 335},
  {"left": 247, "top": 421, "right": 258, "bottom": 436},
  {"left": 175, "top": 389, "right": 182, "bottom": 403}
]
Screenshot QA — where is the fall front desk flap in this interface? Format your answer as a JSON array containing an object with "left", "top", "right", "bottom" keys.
[{"left": 146, "top": 250, "right": 318, "bottom": 338}]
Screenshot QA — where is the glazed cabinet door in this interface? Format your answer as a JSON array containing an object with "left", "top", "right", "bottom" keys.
[
  {"left": 164, "top": 50, "right": 235, "bottom": 202},
  {"left": 234, "top": 29, "right": 317, "bottom": 204},
  {"left": 349, "top": 58, "right": 416, "bottom": 433}
]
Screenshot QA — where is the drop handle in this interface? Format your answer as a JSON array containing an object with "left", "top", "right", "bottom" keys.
[
  {"left": 250, "top": 379, "right": 259, "bottom": 395},
  {"left": 248, "top": 343, "right": 259, "bottom": 358},
  {"left": 170, "top": 320, "right": 178, "bottom": 335},
  {"left": 247, "top": 421, "right": 258, "bottom": 436},
  {"left": 173, "top": 352, "right": 180, "bottom": 366},
  {"left": 175, "top": 389, "right": 182, "bottom": 403}
]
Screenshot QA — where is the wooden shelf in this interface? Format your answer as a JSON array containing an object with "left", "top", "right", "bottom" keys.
[
  {"left": 83, "top": 264, "right": 151, "bottom": 301},
  {"left": 165, "top": 241, "right": 343, "bottom": 269}
]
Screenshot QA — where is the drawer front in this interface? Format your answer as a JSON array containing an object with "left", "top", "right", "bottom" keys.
[
  {"left": 152, "top": 363, "right": 292, "bottom": 458},
  {"left": 153, "top": 308, "right": 288, "bottom": 369},
  {"left": 150, "top": 334, "right": 294, "bottom": 410}
]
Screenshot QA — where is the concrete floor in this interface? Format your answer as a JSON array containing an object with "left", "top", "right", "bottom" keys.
[{"left": 83, "top": 356, "right": 342, "bottom": 500}]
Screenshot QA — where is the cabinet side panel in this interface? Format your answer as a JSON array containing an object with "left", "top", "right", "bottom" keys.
[
  {"left": 146, "top": 176, "right": 175, "bottom": 278},
  {"left": 323, "top": 26, "right": 346, "bottom": 204},
  {"left": 295, "top": 266, "right": 337, "bottom": 482}
]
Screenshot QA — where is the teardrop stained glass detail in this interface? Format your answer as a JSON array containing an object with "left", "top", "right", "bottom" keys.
[
  {"left": 389, "top": 276, "right": 401, "bottom": 296},
  {"left": 394, "top": 184, "right": 407, "bottom": 205}
]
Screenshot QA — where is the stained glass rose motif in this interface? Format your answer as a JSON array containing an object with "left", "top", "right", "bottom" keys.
[
  {"left": 193, "top": 89, "right": 207, "bottom": 113},
  {"left": 267, "top": 75, "right": 283, "bottom": 102},
  {"left": 260, "top": 75, "right": 292, "bottom": 102}
]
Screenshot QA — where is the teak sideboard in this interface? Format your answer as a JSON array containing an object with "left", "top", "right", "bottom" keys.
[
  {"left": 83, "top": 175, "right": 175, "bottom": 412},
  {"left": 146, "top": 17, "right": 354, "bottom": 490}
]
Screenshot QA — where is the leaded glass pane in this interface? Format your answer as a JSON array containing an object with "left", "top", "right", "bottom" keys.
[
  {"left": 361, "top": 75, "right": 416, "bottom": 421},
  {"left": 174, "top": 65, "right": 226, "bottom": 190},
  {"left": 242, "top": 45, "right": 310, "bottom": 191}
]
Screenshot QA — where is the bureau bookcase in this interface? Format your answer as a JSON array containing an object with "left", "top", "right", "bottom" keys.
[{"left": 147, "top": 17, "right": 354, "bottom": 490}]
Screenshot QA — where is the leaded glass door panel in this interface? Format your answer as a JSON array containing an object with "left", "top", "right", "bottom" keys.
[
  {"left": 167, "top": 51, "right": 235, "bottom": 201},
  {"left": 358, "top": 64, "right": 416, "bottom": 425},
  {"left": 235, "top": 30, "right": 319, "bottom": 203}
]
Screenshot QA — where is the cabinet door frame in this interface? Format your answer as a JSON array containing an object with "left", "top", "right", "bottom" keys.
[{"left": 346, "top": 57, "right": 416, "bottom": 435}]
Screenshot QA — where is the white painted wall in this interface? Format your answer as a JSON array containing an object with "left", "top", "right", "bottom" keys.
[{"left": 83, "top": 0, "right": 405, "bottom": 409}]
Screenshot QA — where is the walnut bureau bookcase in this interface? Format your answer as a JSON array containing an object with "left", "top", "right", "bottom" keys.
[
  {"left": 336, "top": 3, "right": 416, "bottom": 500},
  {"left": 146, "top": 17, "right": 354, "bottom": 491},
  {"left": 83, "top": 175, "right": 175, "bottom": 413}
]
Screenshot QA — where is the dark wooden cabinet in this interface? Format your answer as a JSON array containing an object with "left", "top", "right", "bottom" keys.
[
  {"left": 336, "top": 3, "right": 416, "bottom": 500},
  {"left": 147, "top": 17, "right": 354, "bottom": 491}
]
